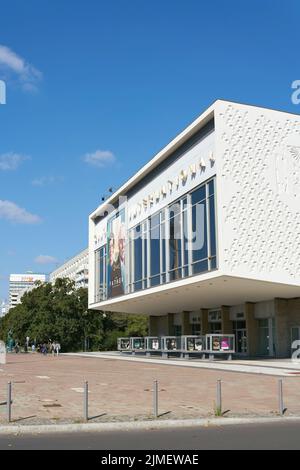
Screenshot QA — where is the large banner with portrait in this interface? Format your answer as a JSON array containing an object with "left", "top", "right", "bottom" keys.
[{"left": 107, "top": 210, "right": 126, "bottom": 298}]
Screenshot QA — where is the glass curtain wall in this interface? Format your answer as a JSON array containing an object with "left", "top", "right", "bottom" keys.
[
  {"left": 95, "top": 177, "right": 217, "bottom": 301},
  {"left": 128, "top": 177, "right": 217, "bottom": 294}
]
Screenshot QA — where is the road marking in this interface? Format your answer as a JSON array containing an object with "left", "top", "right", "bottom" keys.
[{"left": 36, "top": 375, "right": 50, "bottom": 379}]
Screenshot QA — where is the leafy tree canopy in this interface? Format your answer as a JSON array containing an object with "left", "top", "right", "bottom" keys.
[{"left": 0, "top": 278, "right": 148, "bottom": 352}]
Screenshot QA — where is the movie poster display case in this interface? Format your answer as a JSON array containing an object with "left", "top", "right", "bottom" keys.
[
  {"left": 161, "top": 336, "right": 181, "bottom": 351},
  {"left": 145, "top": 337, "right": 162, "bottom": 351},
  {"left": 117, "top": 334, "right": 235, "bottom": 358},
  {"left": 130, "top": 337, "right": 146, "bottom": 351},
  {"left": 117, "top": 337, "right": 131, "bottom": 351},
  {"left": 206, "top": 334, "right": 235, "bottom": 353},
  {"left": 181, "top": 335, "right": 206, "bottom": 352}
]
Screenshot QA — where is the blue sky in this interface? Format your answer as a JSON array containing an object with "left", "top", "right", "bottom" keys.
[{"left": 0, "top": 0, "right": 299, "bottom": 300}]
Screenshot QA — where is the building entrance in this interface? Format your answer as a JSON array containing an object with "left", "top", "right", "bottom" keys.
[
  {"left": 232, "top": 321, "right": 247, "bottom": 354},
  {"left": 258, "top": 318, "right": 275, "bottom": 356}
]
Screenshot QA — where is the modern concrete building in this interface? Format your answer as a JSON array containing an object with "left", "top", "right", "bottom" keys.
[
  {"left": 50, "top": 248, "right": 89, "bottom": 289},
  {"left": 9, "top": 273, "right": 47, "bottom": 308},
  {"left": 0, "top": 300, "right": 9, "bottom": 317},
  {"left": 89, "top": 100, "right": 300, "bottom": 358}
]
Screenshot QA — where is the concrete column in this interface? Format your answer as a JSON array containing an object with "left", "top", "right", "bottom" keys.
[
  {"left": 149, "top": 316, "right": 158, "bottom": 336},
  {"left": 275, "top": 298, "right": 289, "bottom": 358},
  {"left": 155, "top": 315, "right": 169, "bottom": 336},
  {"left": 245, "top": 302, "right": 259, "bottom": 357},
  {"left": 182, "top": 311, "right": 191, "bottom": 335},
  {"left": 221, "top": 306, "right": 232, "bottom": 334},
  {"left": 201, "top": 309, "right": 209, "bottom": 334},
  {"left": 167, "top": 313, "right": 174, "bottom": 335}
]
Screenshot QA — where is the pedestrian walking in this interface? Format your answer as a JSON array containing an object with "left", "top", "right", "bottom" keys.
[{"left": 55, "top": 342, "right": 61, "bottom": 356}]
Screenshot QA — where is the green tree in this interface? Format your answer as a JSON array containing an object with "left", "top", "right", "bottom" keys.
[{"left": 0, "top": 279, "right": 148, "bottom": 352}]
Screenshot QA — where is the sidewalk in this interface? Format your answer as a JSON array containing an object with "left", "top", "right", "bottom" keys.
[{"left": 65, "top": 351, "right": 300, "bottom": 377}]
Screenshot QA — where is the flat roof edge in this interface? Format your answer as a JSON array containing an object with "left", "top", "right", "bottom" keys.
[{"left": 90, "top": 98, "right": 300, "bottom": 220}]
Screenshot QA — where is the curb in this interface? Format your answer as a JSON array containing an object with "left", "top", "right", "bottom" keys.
[
  {"left": 63, "top": 353, "right": 298, "bottom": 377},
  {"left": 0, "top": 416, "right": 300, "bottom": 435}
]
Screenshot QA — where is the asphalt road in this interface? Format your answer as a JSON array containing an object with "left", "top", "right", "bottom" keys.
[{"left": 1, "top": 421, "right": 300, "bottom": 449}]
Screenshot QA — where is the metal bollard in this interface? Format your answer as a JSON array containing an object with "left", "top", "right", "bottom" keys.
[
  {"left": 153, "top": 380, "right": 158, "bottom": 418},
  {"left": 216, "top": 379, "right": 222, "bottom": 415},
  {"left": 278, "top": 379, "right": 284, "bottom": 415},
  {"left": 7, "top": 382, "right": 12, "bottom": 423},
  {"left": 83, "top": 381, "right": 88, "bottom": 422}
]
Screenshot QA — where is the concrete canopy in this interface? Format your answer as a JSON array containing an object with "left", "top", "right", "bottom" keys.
[{"left": 92, "top": 274, "right": 300, "bottom": 315}]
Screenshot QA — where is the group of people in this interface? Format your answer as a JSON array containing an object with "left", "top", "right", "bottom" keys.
[
  {"left": 12, "top": 340, "right": 61, "bottom": 355},
  {"left": 36, "top": 341, "right": 61, "bottom": 356}
]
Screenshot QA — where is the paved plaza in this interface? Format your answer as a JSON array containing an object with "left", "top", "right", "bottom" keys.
[{"left": 1, "top": 353, "right": 300, "bottom": 425}]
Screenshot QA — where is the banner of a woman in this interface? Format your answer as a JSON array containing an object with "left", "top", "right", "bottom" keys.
[{"left": 107, "top": 210, "right": 126, "bottom": 298}]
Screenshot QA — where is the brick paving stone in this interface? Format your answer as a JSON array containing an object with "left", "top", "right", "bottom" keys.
[{"left": 0, "top": 353, "right": 300, "bottom": 425}]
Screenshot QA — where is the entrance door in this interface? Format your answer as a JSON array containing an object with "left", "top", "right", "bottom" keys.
[
  {"left": 258, "top": 319, "right": 275, "bottom": 356},
  {"left": 236, "top": 329, "right": 247, "bottom": 354},
  {"left": 232, "top": 321, "right": 247, "bottom": 354},
  {"left": 209, "top": 322, "right": 222, "bottom": 334}
]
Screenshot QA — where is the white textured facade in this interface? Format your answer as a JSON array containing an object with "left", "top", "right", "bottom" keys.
[
  {"left": 89, "top": 100, "right": 300, "bottom": 357},
  {"left": 50, "top": 248, "right": 89, "bottom": 289},
  {"left": 216, "top": 101, "right": 300, "bottom": 286}
]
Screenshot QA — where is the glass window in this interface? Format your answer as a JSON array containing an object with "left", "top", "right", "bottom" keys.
[
  {"left": 169, "top": 210, "right": 182, "bottom": 280},
  {"left": 100, "top": 247, "right": 105, "bottom": 300},
  {"left": 161, "top": 219, "right": 166, "bottom": 275},
  {"left": 191, "top": 323, "right": 201, "bottom": 335},
  {"left": 142, "top": 223, "right": 148, "bottom": 288},
  {"left": 95, "top": 245, "right": 107, "bottom": 302},
  {"left": 173, "top": 325, "right": 182, "bottom": 337},
  {"left": 126, "top": 177, "right": 217, "bottom": 296},
  {"left": 191, "top": 199, "right": 207, "bottom": 267},
  {"left": 182, "top": 206, "right": 189, "bottom": 268},
  {"left": 94, "top": 250, "right": 100, "bottom": 302},
  {"left": 209, "top": 322, "right": 222, "bottom": 334},
  {"left": 150, "top": 215, "right": 160, "bottom": 284},
  {"left": 134, "top": 225, "right": 143, "bottom": 291},
  {"left": 193, "top": 259, "right": 208, "bottom": 274},
  {"left": 191, "top": 185, "right": 206, "bottom": 205},
  {"left": 208, "top": 179, "right": 214, "bottom": 196}
]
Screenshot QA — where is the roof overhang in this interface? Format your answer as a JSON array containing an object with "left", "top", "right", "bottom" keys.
[{"left": 90, "top": 274, "right": 300, "bottom": 315}]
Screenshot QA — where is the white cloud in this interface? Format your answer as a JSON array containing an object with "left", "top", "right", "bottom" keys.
[
  {"left": 31, "top": 176, "right": 63, "bottom": 186},
  {"left": 0, "top": 152, "right": 29, "bottom": 170},
  {"left": 0, "top": 200, "right": 41, "bottom": 224},
  {"left": 83, "top": 149, "right": 116, "bottom": 168},
  {"left": 0, "top": 45, "right": 42, "bottom": 92},
  {"left": 34, "top": 255, "right": 58, "bottom": 265}
]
